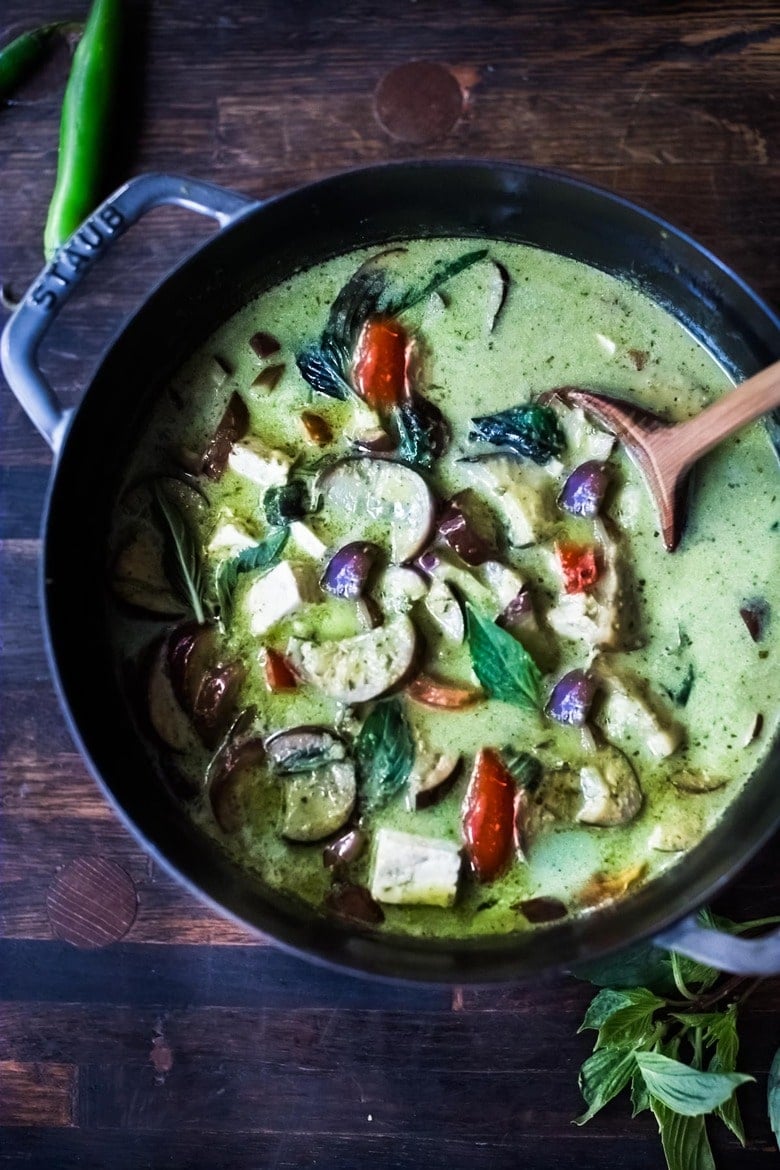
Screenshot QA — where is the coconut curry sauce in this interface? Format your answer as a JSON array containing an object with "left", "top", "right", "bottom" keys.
[{"left": 109, "top": 240, "right": 780, "bottom": 939}]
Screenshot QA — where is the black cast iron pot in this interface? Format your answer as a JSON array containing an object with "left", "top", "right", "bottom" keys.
[{"left": 2, "top": 163, "right": 779, "bottom": 982}]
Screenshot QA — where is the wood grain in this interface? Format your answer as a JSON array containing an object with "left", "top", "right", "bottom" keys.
[
  {"left": 1, "top": 0, "right": 779, "bottom": 1166},
  {"left": 0, "top": 1061, "right": 76, "bottom": 1127}
]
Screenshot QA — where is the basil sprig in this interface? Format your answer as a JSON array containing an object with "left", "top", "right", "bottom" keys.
[
  {"left": 296, "top": 249, "right": 488, "bottom": 401},
  {"left": 574, "top": 908, "right": 780, "bottom": 1170},
  {"left": 355, "top": 698, "right": 415, "bottom": 811},
  {"left": 465, "top": 601, "right": 542, "bottom": 711},
  {"left": 153, "top": 482, "right": 210, "bottom": 623},
  {"left": 216, "top": 526, "right": 290, "bottom": 624}
]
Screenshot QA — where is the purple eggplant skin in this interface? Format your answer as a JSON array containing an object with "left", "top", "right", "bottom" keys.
[
  {"left": 325, "top": 882, "right": 385, "bottom": 926},
  {"left": 546, "top": 669, "right": 598, "bottom": 727},
  {"left": 167, "top": 621, "right": 219, "bottom": 711},
  {"left": 514, "top": 895, "right": 568, "bottom": 923},
  {"left": 558, "top": 461, "right": 610, "bottom": 519},
  {"left": 321, "top": 542, "right": 381, "bottom": 600},
  {"left": 209, "top": 737, "right": 266, "bottom": 833},
  {"left": 193, "top": 660, "right": 247, "bottom": 748},
  {"left": 436, "top": 492, "right": 497, "bottom": 566},
  {"left": 497, "top": 585, "right": 534, "bottom": 632},
  {"left": 202, "top": 393, "right": 250, "bottom": 480},
  {"left": 323, "top": 829, "right": 368, "bottom": 869}
]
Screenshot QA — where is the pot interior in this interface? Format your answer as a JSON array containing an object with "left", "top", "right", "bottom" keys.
[{"left": 42, "top": 162, "right": 780, "bottom": 982}]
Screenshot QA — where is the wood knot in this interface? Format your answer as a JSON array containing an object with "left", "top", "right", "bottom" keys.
[
  {"left": 46, "top": 856, "right": 138, "bottom": 948},
  {"left": 374, "top": 62, "right": 465, "bottom": 144}
]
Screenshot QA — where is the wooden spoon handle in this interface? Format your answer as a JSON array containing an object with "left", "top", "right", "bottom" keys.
[{"left": 672, "top": 358, "right": 780, "bottom": 470}]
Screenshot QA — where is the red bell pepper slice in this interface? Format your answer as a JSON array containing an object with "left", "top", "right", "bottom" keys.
[
  {"left": 462, "top": 748, "right": 516, "bottom": 882},
  {"left": 555, "top": 541, "right": 600, "bottom": 594},
  {"left": 352, "top": 315, "right": 410, "bottom": 411}
]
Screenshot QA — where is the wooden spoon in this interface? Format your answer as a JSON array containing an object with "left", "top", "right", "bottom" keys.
[{"left": 549, "top": 359, "right": 780, "bottom": 550}]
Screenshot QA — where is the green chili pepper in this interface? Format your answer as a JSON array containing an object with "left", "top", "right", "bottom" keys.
[
  {"left": 43, "top": 0, "right": 122, "bottom": 261},
  {"left": 0, "top": 23, "right": 63, "bottom": 102}
]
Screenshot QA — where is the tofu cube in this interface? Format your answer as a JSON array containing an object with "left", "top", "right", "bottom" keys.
[
  {"left": 207, "top": 520, "right": 256, "bottom": 558},
  {"left": 370, "top": 828, "right": 461, "bottom": 908},
  {"left": 244, "top": 561, "right": 316, "bottom": 636},
  {"left": 290, "top": 521, "right": 328, "bottom": 560},
  {"left": 228, "top": 437, "right": 291, "bottom": 488}
]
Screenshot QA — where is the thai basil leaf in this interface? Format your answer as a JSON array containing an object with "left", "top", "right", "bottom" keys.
[
  {"left": 216, "top": 526, "right": 290, "bottom": 623},
  {"left": 264, "top": 480, "right": 310, "bottom": 527},
  {"left": 573, "top": 940, "right": 677, "bottom": 995},
  {"left": 502, "top": 749, "right": 542, "bottom": 791},
  {"left": 574, "top": 1046, "right": 636, "bottom": 1125},
  {"left": 769, "top": 1047, "right": 780, "bottom": 1151},
  {"left": 355, "top": 698, "right": 415, "bottom": 811},
  {"left": 582, "top": 987, "right": 664, "bottom": 1052},
  {"left": 394, "top": 393, "right": 450, "bottom": 470},
  {"left": 579, "top": 988, "right": 635, "bottom": 1034},
  {"left": 469, "top": 402, "right": 565, "bottom": 464},
  {"left": 387, "top": 248, "right": 490, "bottom": 315},
  {"left": 631, "top": 1069, "right": 651, "bottom": 1117},
  {"left": 649, "top": 1098, "right": 716, "bottom": 1170},
  {"left": 706, "top": 1005, "right": 745, "bottom": 1145},
  {"left": 153, "top": 482, "right": 207, "bottom": 623},
  {"left": 465, "top": 602, "right": 542, "bottom": 711},
  {"left": 635, "top": 1051, "right": 753, "bottom": 1117}
]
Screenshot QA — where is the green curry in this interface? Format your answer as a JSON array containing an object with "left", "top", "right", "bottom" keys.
[{"left": 109, "top": 240, "right": 779, "bottom": 938}]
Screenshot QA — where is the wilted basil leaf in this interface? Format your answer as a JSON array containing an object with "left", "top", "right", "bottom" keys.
[
  {"left": 264, "top": 480, "right": 310, "bottom": 527},
  {"left": 502, "top": 749, "right": 542, "bottom": 790},
  {"left": 395, "top": 393, "right": 450, "bottom": 469},
  {"left": 355, "top": 698, "right": 415, "bottom": 811},
  {"left": 470, "top": 402, "right": 565, "bottom": 464},
  {"left": 216, "top": 526, "right": 290, "bottom": 623},
  {"left": 465, "top": 602, "right": 542, "bottom": 711},
  {"left": 153, "top": 481, "right": 208, "bottom": 623}
]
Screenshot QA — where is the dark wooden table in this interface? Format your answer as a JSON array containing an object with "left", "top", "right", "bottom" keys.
[{"left": 1, "top": 2, "right": 778, "bottom": 1166}]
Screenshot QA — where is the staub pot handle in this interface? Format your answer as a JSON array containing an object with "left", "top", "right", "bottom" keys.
[
  {"left": 655, "top": 915, "right": 780, "bottom": 976},
  {"left": 1, "top": 173, "right": 254, "bottom": 452}
]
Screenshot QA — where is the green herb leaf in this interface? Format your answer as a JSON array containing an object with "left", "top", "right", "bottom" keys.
[
  {"left": 394, "top": 393, "right": 449, "bottom": 469},
  {"left": 706, "top": 1005, "right": 745, "bottom": 1145},
  {"left": 649, "top": 1098, "right": 716, "bottom": 1170},
  {"left": 574, "top": 1046, "right": 636, "bottom": 1125},
  {"left": 388, "top": 248, "right": 490, "bottom": 315},
  {"left": 502, "top": 749, "right": 543, "bottom": 791},
  {"left": 574, "top": 940, "right": 677, "bottom": 995},
  {"left": 595, "top": 988, "right": 665, "bottom": 1051},
  {"left": 355, "top": 698, "right": 415, "bottom": 811},
  {"left": 465, "top": 602, "right": 542, "bottom": 710},
  {"left": 768, "top": 1047, "right": 780, "bottom": 1150},
  {"left": 216, "top": 527, "right": 290, "bottom": 624},
  {"left": 579, "top": 988, "right": 634, "bottom": 1033},
  {"left": 664, "top": 662, "right": 695, "bottom": 707},
  {"left": 153, "top": 482, "right": 207, "bottom": 623},
  {"left": 469, "top": 402, "right": 565, "bottom": 465},
  {"left": 631, "top": 1069, "right": 651, "bottom": 1117},
  {"left": 635, "top": 1051, "right": 753, "bottom": 1117},
  {"left": 264, "top": 481, "right": 310, "bottom": 527}
]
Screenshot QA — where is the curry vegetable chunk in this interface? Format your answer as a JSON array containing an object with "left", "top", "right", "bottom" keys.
[{"left": 109, "top": 237, "right": 779, "bottom": 941}]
